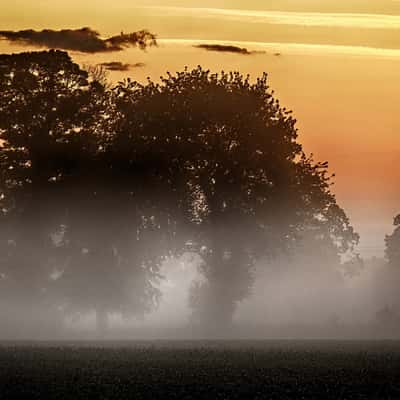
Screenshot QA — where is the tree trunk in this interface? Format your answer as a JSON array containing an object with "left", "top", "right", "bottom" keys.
[
  {"left": 95, "top": 308, "right": 109, "bottom": 339},
  {"left": 195, "top": 242, "right": 252, "bottom": 337}
]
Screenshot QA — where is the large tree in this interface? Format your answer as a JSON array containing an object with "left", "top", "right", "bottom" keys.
[
  {"left": 0, "top": 50, "right": 103, "bottom": 304},
  {"left": 0, "top": 50, "right": 171, "bottom": 334},
  {"left": 112, "top": 68, "right": 359, "bottom": 330}
]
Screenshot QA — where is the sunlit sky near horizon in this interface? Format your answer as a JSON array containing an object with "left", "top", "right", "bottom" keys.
[{"left": 1, "top": 0, "right": 400, "bottom": 257}]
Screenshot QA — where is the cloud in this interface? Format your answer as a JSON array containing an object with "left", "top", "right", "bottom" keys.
[
  {"left": 162, "top": 39, "right": 400, "bottom": 59},
  {"left": 132, "top": 62, "right": 146, "bottom": 68},
  {"left": 99, "top": 61, "right": 146, "bottom": 71},
  {"left": 99, "top": 62, "right": 131, "bottom": 71},
  {"left": 194, "top": 44, "right": 264, "bottom": 55},
  {"left": 144, "top": 6, "right": 400, "bottom": 30},
  {"left": 0, "top": 27, "right": 157, "bottom": 53}
]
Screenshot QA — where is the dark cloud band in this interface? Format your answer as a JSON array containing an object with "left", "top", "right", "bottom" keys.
[
  {"left": 99, "top": 61, "right": 146, "bottom": 71},
  {"left": 194, "top": 44, "right": 264, "bottom": 55},
  {"left": 0, "top": 27, "right": 157, "bottom": 53}
]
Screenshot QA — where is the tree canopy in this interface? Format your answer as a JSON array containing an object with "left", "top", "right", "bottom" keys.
[
  {"left": 0, "top": 51, "right": 359, "bottom": 333},
  {"left": 0, "top": 51, "right": 172, "bottom": 331},
  {"left": 106, "top": 66, "right": 359, "bottom": 327},
  {"left": 385, "top": 214, "right": 400, "bottom": 266}
]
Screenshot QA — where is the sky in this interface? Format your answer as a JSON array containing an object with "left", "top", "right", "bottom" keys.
[{"left": 1, "top": 0, "right": 400, "bottom": 257}]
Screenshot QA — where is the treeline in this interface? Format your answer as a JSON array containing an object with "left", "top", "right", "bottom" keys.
[{"left": 0, "top": 50, "right": 385, "bottom": 334}]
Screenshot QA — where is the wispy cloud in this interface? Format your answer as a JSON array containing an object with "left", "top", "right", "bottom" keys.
[
  {"left": 99, "top": 61, "right": 146, "bottom": 71},
  {"left": 132, "top": 62, "right": 146, "bottom": 68},
  {"left": 194, "top": 44, "right": 264, "bottom": 55},
  {"left": 145, "top": 6, "right": 400, "bottom": 30},
  {"left": 161, "top": 39, "right": 400, "bottom": 58},
  {"left": 0, "top": 27, "right": 157, "bottom": 53}
]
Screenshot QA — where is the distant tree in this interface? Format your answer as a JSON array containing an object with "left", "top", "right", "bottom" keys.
[
  {"left": 342, "top": 253, "right": 364, "bottom": 279},
  {"left": 376, "top": 214, "right": 400, "bottom": 329},
  {"left": 385, "top": 214, "right": 400, "bottom": 267},
  {"left": 113, "top": 68, "right": 359, "bottom": 330},
  {"left": 375, "top": 305, "right": 399, "bottom": 328}
]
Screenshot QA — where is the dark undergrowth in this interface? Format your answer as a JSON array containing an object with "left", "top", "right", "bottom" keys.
[{"left": 1, "top": 341, "right": 400, "bottom": 399}]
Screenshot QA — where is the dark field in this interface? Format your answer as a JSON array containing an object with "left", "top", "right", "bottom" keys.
[{"left": 1, "top": 341, "right": 400, "bottom": 399}]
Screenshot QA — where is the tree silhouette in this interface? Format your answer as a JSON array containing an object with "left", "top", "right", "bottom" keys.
[
  {"left": 1, "top": 52, "right": 359, "bottom": 334},
  {"left": 0, "top": 51, "right": 173, "bottom": 334},
  {"left": 113, "top": 67, "right": 359, "bottom": 330},
  {"left": 385, "top": 214, "right": 400, "bottom": 266},
  {"left": 380, "top": 214, "right": 400, "bottom": 327},
  {"left": 0, "top": 50, "right": 102, "bottom": 307}
]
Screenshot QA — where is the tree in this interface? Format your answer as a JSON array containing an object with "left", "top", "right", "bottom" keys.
[
  {"left": 113, "top": 68, "right": 359, "bottom": 331},
  {"left": 1, "top": 53, "right": 359, "bottom": 334},
  {"left": 0, "top": 50, "right": 170, "bottom": 334},
  {"left": 0, "top": 50, "right": 103, "bottom": 306},
  {"left": 385, "top": 214, "right": 400, "bottom": 267},
  {"left": 376, "top": 214, "right": 400, "bottom": 328}
]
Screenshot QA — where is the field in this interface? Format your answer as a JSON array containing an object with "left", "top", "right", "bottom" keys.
[{"left": 1, "top": 341, "right": 400, "bottom": 399}]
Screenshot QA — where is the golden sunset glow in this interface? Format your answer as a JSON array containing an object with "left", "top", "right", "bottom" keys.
[{"left": 1, "top": 0, "right": 399, "bottom": 256}]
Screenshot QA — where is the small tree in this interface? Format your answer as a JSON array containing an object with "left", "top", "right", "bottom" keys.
[
  {"left": 377, "top": 214, "right": 400, "bottom": 330},
  {"left": 385, "top": 214, "right": 400, "bottom": 267}
]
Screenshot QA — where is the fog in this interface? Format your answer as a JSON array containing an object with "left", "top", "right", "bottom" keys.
[{"left": 1, "top": 249, "right": 400, "bottom": 341}]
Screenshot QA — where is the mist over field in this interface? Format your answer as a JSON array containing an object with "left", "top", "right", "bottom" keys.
[
  {"left": 1, "top": 248, "right": 400, "bottom": 340},
  {"left": 1, "top": 15, "right": 400, "bottom": 400},
  {"left": 2, "top": 4, "right": 400, "bottom": 400},
  {"left": 1, "top": 0, "right": 400, "bottom": 344}
]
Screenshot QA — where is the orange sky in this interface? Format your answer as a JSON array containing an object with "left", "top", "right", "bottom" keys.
[{"left": 1, "top": 0, "right": 399, "bottom": 256}]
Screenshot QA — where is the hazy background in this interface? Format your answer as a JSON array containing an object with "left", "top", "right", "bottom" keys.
[{"left": 1, "top": 0, "right": 399, "bottom": 338}]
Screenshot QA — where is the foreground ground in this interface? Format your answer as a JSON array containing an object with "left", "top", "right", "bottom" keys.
[{"left": 1, "top": 341, "right": 400, "bottom": 399}]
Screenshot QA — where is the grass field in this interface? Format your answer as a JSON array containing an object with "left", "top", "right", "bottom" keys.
[{"left": 1, "top": 341, "right": 400, "bottom": 399}]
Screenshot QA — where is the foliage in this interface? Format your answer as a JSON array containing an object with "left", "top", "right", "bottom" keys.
[
  {"left": 0, "top": 51, "right": 167, "bottom": 329},
  {"left": 0, "top": 53, "right": 359, "bottom": 331},
  {"left": 385, "top": 214, "right": 400, "bottom": 266},
  {"left": 112, "top": 67, "right": 359, "bottom": 327}
]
